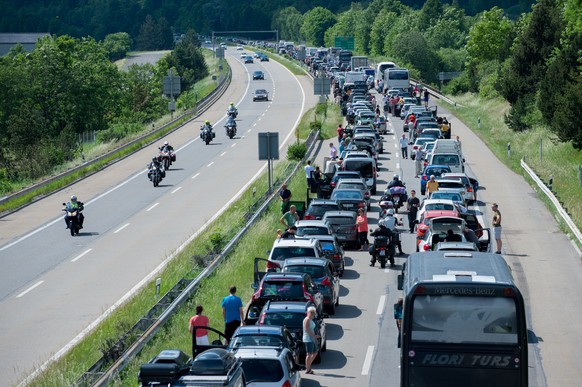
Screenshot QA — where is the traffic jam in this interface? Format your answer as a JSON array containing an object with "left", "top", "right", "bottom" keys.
[{"left": 138, "top": 44, "right": 496, "bottom": 387}]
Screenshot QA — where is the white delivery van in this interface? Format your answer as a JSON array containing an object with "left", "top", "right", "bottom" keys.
[{"left": 427, "top": 152, "right": 465, "bottom": 173}]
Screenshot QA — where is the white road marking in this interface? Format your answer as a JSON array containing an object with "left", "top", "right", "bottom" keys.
[
  {"left": 396, "top": 163, "right": 400, "bottom": 170},
  {"left": 247, "top": 129, "right": 252, "bottom": 133},
  {"left": 220, "top": 152, "right": 226, "bottom": 157},
  {"left": 362, "top": 345, "right": 375, "bottom": 375},
  {"left": 395, "top": 153, "right": 399, "bottom": 159},
  {"left": 207, "top": 162, "right": 214, "bottom": 167},
  {"left": 191, "top": 173, "right": 200, "bottom": 180},
  {"left": 16, "top": 281, "right": 44, "bottom": 298},
  {"left": 146, "top": 203, "right": 159, "bottom": 211},
  {"left": 231, "top": 143, "right": 237, "bottom": 148},
  {"left": 114, "top": 223, "right": 130, "bottom": 234},
  {"left": 171, "top": 187, "right": 182, "bottom": 194},
  {"left": 376, "top": 295, "right": 386, "bottom": 315},
  {"left": 71, "top": 249, "right": 92, "bottom": 263},
  {"left": 253, "top": 123, "right": 257, "bottom": 126},
  {"left": 394, "top": 143, "right": 398, "bottom": 148}
]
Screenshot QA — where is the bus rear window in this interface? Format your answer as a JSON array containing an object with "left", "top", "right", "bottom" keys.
[
  {"left": 388, "top": 70, "right": 409, "bottom": 80},
  {"left": 411, "top": 295, "right": 518, "bottom": 344}
]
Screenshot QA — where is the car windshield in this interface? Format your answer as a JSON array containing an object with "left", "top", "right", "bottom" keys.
[
  {"left": 432, "top": 155, "right": 460, "bottom": 166},
  {"left": 425, "top": 167, "right": 450, "bottom": 177},
  {"left": 324, "top": 216, "right": 354, "bottom": 225},
  {"left": 285, "top": 265, "right": 326, "bottom": 279},
  {"left": 431, "top": 192, "right": 462, "bottom": 202},
  {"left": 337, "top": 183, "right": 366, "bottom": 191},
  {"left": 438, "top": 181, "right": 464, "bottom": 189},
  {"left": 263, "top": 311, "right": 305, "bottom": 329},
  {"left": 240, "top": 358, "right": 284, "bottom": 383},
  {"left": 425, "top": 203, "right": 455, "bottom": 211},
  {"left": 296, "top": 226, "right": 330, "bottom": 236},
  {"left": 320, "top": 241, "right": 337, "bottom": 252},
  {"left": 271, "top": 247, "right": 316, "bottom": 260},
  {"left": 332, "top": 191, "right": 363, "bottom": 200},
  {"left": 260, "top": 280, "right": 305, "bottom": 298},
  {"left": 308, "top": 204, "right": 340, "bottom": 217}
]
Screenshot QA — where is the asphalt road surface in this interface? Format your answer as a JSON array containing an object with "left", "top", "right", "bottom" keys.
[{"left": 0, "top": 49, "right": 317, "bottom": 385}]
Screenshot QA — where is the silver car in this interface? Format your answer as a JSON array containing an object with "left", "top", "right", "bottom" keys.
[{"left": 234, "top": 347, "right": 301, "bottom": 387}]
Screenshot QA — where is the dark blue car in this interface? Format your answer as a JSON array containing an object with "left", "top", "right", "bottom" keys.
[{"left": 420, "top": 165, "right": 451, "bottom": 195}]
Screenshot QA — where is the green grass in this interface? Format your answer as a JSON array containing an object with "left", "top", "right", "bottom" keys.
[
  {"left": 448, "top": 93, "right": 582, "bottom": 246},
  {"left": 0, "top": 49, "right": 227, "bottom": 214},
  {"left": 30, "top": 103, "right": 332, "bottom": 385},
  {"left": 296, "top": 102, "right": 342, "bottom": 140}
]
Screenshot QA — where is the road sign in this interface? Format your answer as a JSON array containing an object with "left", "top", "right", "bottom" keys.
[
  {"left": 258, "top": 132, "right": 279, "bottom": 160},
  {"left": 334, "top": 36, "right": 354, "bottom": 50},
  {"left": 215, "top": 47, "right": 224, "bottom": 58},
  {"left": 163, "top": 70, "right": 181, "bottom": 97},
  {"left": 297, "top": 48, "right": 306, "bottom": 61},
  {"left": 314, "top": 78, "right": 331, "bottom": 96}
]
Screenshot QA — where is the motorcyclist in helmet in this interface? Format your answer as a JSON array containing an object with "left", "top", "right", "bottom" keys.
[
  {"left": 201, "top": 120, "right": 213, "bottom": 132},
  {"left": 160, "top": 141, "right": 174, "bottom": 153},
  {"left": 147, "top": 156, "right": 163, "bottom": 180},
  {"left": 64, "top": 195, "right": 84, "bottom": 229},
  {"left": 227, "top": 103, "right": 238, "bottom": 117},
  {"left": 387, "top": 174, "right": 404, "bottom": 189},
  {"left": 369, "top": 219, "right": 394, "bottom": 267},
  {"left": 225, "top": 116, "right": 237, "bottom": 128},
  {"left": 383, "top": 209, "right": 404, "bottom": 254}
]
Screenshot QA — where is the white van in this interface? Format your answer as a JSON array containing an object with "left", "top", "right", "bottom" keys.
[
  {"left": 427, "top": 152, "right": 465, "bottom": 173},
  {"left": 432, "top": 139, "right": 462, "bottom": 155},
  {"left": 341, "top": 157, "right": 377, "bottom": 194}
]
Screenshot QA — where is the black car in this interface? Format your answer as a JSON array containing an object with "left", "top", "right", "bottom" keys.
[
  {"left": 257, "top": 300, "right": 327, "bottom": 364},
  {"left": 252, "top": 70, "right": 264, "bottom": 80},
  {"left": 247, "top": 271, "right": 324, "bottom": 325},
  {"left": 259, "top": 54, "right": 269, "bottom": 62},
  {"left": 227, "top": 325, "right": 301, "bottom": 366},
  {"left": 244, "top": 55, "right": 254, "bottom": 64},
  {"left": 303, "top": 199, "right": 343, "bottom": 220},
  {"left": 253, "top": 89, "right": 269, "bottom": 101}
]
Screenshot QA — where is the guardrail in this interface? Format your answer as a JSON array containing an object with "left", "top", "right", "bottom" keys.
[
  {"left": 410, "top": 77, "right": 462, "bottom": 107},
  {"left": 521, "top": 159, "right": 582, "bottom": 249},
  {"left": 86, "top": 130, "right": 321, "bottom": 386},
  {"left": 0, "top": 67, "right": 232, "bottom": 216}
]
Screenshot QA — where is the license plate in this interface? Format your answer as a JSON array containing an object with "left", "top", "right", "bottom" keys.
[
  {"left": 379, "top": 250, "right": 386, "bottom": 256},
  {"left": 343, "top": 203, "right": 354, "bottom": 207}
]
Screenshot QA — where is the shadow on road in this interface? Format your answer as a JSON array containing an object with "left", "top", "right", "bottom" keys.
[
  {"left": 339, "top": 284, "right": 350, "bottom": 297},
  {"left": 317, "top": 349, "right": 348, "bottom": 370},
  {"left": 333, "top": 304, "right": 362, "bottom": 319},
  {"left": 343, "top": 256, "right": 354, "bottom": 266},
  {"left": 339, "top": 269, "right": 360, "bottom": 280},
  {"left": 76, "top": 231, "right": 100, "bottom": 237},
  {"left": 300, "top": 379, "right": 322, "bottom": 386},
  {"left": 325, "top": 323, "right": 344, "bottom": 341}
]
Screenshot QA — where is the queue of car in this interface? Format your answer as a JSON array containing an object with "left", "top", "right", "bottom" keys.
[{"left": 137, "top": 57, "right": 492, "bottom": 386}]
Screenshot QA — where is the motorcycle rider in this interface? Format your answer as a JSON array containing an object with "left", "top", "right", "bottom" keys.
[
  {"left": 147, "top": 156, "right": 163, "bottom": 180},
  {"left": 160, "top": 141, "right": 174, "bottom": 153},
  {"left": 227, "top": 103, "right": 238, "bottom": 117},
  {"left": 369, "top": 219, "right": 394, "bottom": 267},
  {"left": 384, "top": 209, "right": 404, "bottom": 255},
  {"left": 64, "top": 195, "right": 84, "bottom": 229},
  {"left": 225, "top": 116, "right": 237, "bottom": 128},
  {"left": 201, "top": 120, "right": 213, "bottom": 132},
  {"left": 387, "top": 174, "right": 404, "bottom": 189}
]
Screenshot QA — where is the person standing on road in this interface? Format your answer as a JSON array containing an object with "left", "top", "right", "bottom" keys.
[
  {"left": 330, "top": 143, "right": 338, "bottom": 160},
  {"left": 189, "top": 305, "right": 210, "bottom": 345},
  {"left": 423, "top": 89, "right": 429, "bottom": 107},
  {"left": 221, "top": 286, "right": 244, "bottom": 344},
  {"left": 492, "top": 203, "right": 502, "bottom": 254},
  {"left": 394, "top": 298, "right": 403, "bottom": 348},
  {"left": 303, "top": 306, "right": 320, "bottom": 375},
  {"left": 337, "top": 124, "right": 344, "bottom": 144},
  {"left": 356, "top": 208, "right": 369, "bottom": 250},
  {"left": 304, "top": 160, "right": 314, "bottom": 189},
  {"left": 280, "top": 205, "right": 300, "bottom": 229},
  {"left": 414, "top": 148, "right": 424, "bottom": 177},
  {"left": 399, "top": 134, "right": 409, "bottom": 159},
  {"left": 426, "top": 175, "right": 439, "bottom": 197},
  {"left": 279, "top": 184, "right": 292, "bottom": 214},
  {"left": 406, "top": 190, "right": 420, "bottom": 233}
]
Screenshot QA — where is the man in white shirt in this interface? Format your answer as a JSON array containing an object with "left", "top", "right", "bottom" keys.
[
  {"left": 304, "top": 160, "right": 314, "bottom": 188},
  {"left": 399, "top": 134, "right": 409, "bottom": 159}
]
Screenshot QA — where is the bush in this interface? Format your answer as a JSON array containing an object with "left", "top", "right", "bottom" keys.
[
  {"left": 287, "top": 141, "right": 307, "bottom": 161},
  {"left": 310, "top": 121, "right": 322, "bottom": 131},
  {"left": 444, "top": 72, "right": 470, "bottom": 95},
  {"left": 97, "top": 122, "right": 143, "bottom": 143}
]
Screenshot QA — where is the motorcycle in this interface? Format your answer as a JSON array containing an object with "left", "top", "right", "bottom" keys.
[
  {"left": 158, "top": 149, "right": 174, "bottom": 170},
  {"left": 62, "top": 203, "right": 82, "bottom": 236},
  {"left": 200, "top": 125, "right": 215, "bottom": 145},
  {"left": 385, "top": 185, "right": 408, "bottom": 213},
  {"left": 369, "top": 234, "right": 395, "bottom": 268},
  {"left": 227, "top": 108, "right": 238, "bottom": 119},
  {"left": 224, "top": 119, "right": 237, "bottom": 139},
  {"left": 149, "top": 164, "right": 165, "bottom": 187}
]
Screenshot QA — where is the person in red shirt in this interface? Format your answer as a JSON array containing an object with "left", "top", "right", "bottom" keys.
[
  {"left": 189, "top": 305, "right": 210, "bottom": 345},
  {"left": 337, "top": 124, "right": 344, "bottom": 144},
  {"left": 356, "top": 208, "right": 369, "bottom": 250}
]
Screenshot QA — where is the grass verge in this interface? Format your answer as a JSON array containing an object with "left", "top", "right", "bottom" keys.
[
  {"left": 0, "top": 49, "right": 227, "bottom": 214},
  {"left": 447, "top": 93, "right": 582, "bottom": 245},
  {"left": 296, "top": 102, "right": 342, "bottom": 140}
]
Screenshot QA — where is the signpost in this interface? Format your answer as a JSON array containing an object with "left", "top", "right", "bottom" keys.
[
  {"left": 334, "top": 36, "right": 354, "bottom": 50},
  {"left": 258, "top": 132, "right": 279, "bottom": 192},
  {"left": 314, "top": 77, "right": 331, "bottom": 103},
  {"left": 163, "top": 69, "right": 181, "bottom": 119}
]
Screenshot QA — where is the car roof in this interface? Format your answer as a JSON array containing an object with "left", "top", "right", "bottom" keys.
[
  {"left": 234, "top": 325, "right": 285, "bottom": 335},
  {"left": 323, "top": 211, "right": 357, "bottom": 218},
  {"left": 263, "top": 300, "right": 312, "bottom": 312},
  {"left": 308, "top": 199, "right": 340, "bottom": 206},
  {"left": 272, "top": 238, "right": 319, "bottom": 247},
  {"left": 422, "top": 199, "right": 455, "bottom": 205},
  {"left": 283, "top": 258, "right": 328, "bottom": 267},
  {"left": 332, "top": 188, "right": 364, "bottom": 194},
  {"left": 294, "top": 220, "right": 330, "bottom": 227},
  {"left": 262, "top": 272, "right": 307, "bottom": 281},
  {"left": 435, "top": 241, "right": 478, "bottom": 251},
  {"left": 336, "top": 179, "right": 367, "bottom": 185},
  {"left": 235, "top": 347, "right": 286, "bottom": 359},
  {"left": 424, "top": 210, "right": 459, "bottom": 218},
  {"left": 434, "top": 178, "right": 465, "bottom": 184}
]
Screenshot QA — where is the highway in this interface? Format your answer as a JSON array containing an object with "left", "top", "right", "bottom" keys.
[
  {"left": 2, "top": 47, "right": 582, "bottom": 387},
  {"left": 0, "top": 49, "right": 317, "bottom": 385}
]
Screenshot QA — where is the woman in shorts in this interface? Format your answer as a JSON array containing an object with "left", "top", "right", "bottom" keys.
[{"left": 303, "top": 306, "right": 320, "bottom": 374}]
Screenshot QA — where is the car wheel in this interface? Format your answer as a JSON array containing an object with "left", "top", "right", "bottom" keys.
[
  {"left": 327, "top": 302, "right": 336, "bottom": 315},
  {"left": 335, "top": 293, "right": 340, "bottom": 306},
  {"left": 321, "top": 338, "right": 327, "bottom": 352}
]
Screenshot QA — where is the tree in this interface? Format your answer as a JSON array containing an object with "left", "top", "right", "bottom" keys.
[
  {"left": 156, "top": 17, "right": 174, "bottom": 50},
  {"left": 103, "top": 32, "right": 133, "bottom": 61},
  {"left": 369, "top": 10, "right": 399, "bottom": 56},
  {"left": 137, "top": 15, "right": 158, "bottom": 50},
  {"left": 300, "top": 7, "right": 337, "bottom": 46},
  {"left": 466, "top": 7, "right": 512, "bottom": 64},
  {"left": 392, "top": 30, "right": 441, "bottom": 83},
  {"left": 272, "top": 7, "right": 304, "bottom": 42},
  {"left": 419, "top": 0, "right": 444, "bottom": 30},
  {"left": 166, "top": 30, "right": 208, "bottom": 90}
]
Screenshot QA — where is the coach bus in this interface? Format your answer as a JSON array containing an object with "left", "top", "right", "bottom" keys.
[
  {"left": 376, "top": 61, "right": 397, "bottom": 89},
  {"left": 384, "top": 68, "right": 409, "bottom": 91},
  {"left": 397, "top": 252, "right": 528, "bottom": 387}
]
